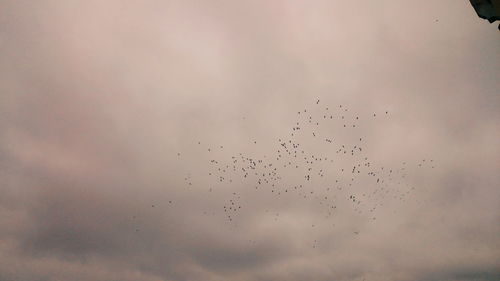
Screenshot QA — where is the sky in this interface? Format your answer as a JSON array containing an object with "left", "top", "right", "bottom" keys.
[{"left": 0, "top": 1, "right": 499, "bottom": 281}]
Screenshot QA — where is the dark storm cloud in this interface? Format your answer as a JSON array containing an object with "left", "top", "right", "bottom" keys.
[{"left": 1, "top": 0, "right": 499, "bottom": 281}]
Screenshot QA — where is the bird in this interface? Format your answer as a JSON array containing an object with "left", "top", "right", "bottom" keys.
[{"left": 173, "top": 98, "right": 434, "bottom": 244}]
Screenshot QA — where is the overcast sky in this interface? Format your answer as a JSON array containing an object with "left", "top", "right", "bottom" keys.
[{"left": 1, "top": 1, "right": 499, "bottom": 281}]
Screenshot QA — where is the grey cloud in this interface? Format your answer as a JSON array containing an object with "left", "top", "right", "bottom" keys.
[{"left": 1, "top": 1, "right": 499, "bottom": 281}]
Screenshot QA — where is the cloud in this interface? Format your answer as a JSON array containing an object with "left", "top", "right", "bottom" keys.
[{"left": 0, "top": 1, "right": 499, "bottom": 280}]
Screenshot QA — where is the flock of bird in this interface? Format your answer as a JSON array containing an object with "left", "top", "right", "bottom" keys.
[{"left": 174, "top": 100, "right": 435, "bottom": 238}]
